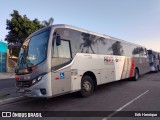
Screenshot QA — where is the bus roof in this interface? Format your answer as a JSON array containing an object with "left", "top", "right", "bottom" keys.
[
  {"left": 52, "top": 24, "right": 146, "bottom": 48},
  {"left": 27, "top": 24, "right": 146, "bottom": 48},
  {"left": 147, "top": 49, "right": 160, "bottom": 54}
]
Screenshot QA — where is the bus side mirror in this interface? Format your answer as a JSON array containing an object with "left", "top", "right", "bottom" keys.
[{"left": 56, "top": 34, "right": 61, "bottom": 46}]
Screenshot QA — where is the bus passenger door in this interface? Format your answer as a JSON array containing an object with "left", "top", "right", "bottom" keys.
[
  {"left": 51, "top": 37, "right": 72, "bottom": 95},
  {"left": 51, "top": 68, "right": 71, "bottom": 95}
]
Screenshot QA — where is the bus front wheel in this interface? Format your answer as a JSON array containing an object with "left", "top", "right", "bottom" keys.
[{"left": 80, "top": 75, "right": 94, "bottom": 97}]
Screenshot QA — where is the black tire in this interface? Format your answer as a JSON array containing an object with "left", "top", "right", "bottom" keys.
[
  {"left": 157, "top": 66, "right": 159, "bottom": 72},
  {"left": 133, "top": 69, "right": 139, "bottom": 81},
  {"left": 80, "top": 75, "right": 94, "bottom": 97},
  {"left": 154, "top": 65, "right": 159, "bottom": 73}
]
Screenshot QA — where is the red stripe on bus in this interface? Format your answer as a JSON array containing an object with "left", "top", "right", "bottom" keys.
[
  {"left": 121, "top": 58, "right": 126, "bottom": 79},
  {"left": 55, "top": 77, "right": 59, "bottom": 80},
  {"left": 129, "top": 58, "right": 135, "bottom": 77}
]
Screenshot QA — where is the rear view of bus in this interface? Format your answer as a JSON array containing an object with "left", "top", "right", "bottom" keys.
[{"left": 147, "top": 50, "right": 160, "bottom": 72}]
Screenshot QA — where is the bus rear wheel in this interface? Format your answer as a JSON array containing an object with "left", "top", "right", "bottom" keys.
[
  {"left": 158, "top": 66, "right": 160, "bottom": 71},
  {"left": 154, "top": 65, "right": 159, "bottom": 73},
  {"left": 133, "top": 69, "right": 139, "bottom": 81},
  {"left": 80, "top": 75, "right": 94, "bottom": 97}
]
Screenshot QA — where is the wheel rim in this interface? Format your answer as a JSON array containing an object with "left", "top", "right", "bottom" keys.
[
  {"left": 82, "top": 80, "right": 91, "bottom": 92},
  {"left": 135, "top": 71, "right": 138, "bottom": 80}
]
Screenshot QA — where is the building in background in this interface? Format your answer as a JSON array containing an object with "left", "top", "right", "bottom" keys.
[
  {"left": 0, "top": 40, "right": 18, "bottom": 73},
  {"left": 0, "top": 41, "right": 7, "bottom": 72}
]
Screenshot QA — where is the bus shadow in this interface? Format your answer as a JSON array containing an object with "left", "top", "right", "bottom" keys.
[
  {"left": 8, "top": 77, "right": 147, "bottom": 110},
  {"left": 14, "top": 79, "right": 130, "bottom": 105},
  {"left": 95, "top": 78, "right": 132, "bottom": 92}
]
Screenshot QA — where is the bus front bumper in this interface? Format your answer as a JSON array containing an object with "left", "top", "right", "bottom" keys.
[{"left": 16, "top": 72, "right": 52, "bottom": 98}]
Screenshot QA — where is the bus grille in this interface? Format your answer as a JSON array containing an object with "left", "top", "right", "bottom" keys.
[{"left": 16, "top": 81, "right": 31, "bottom": 87}]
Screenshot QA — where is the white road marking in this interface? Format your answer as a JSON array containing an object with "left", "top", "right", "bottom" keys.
[{"left": 102, "top": 90, "right": 149, "bottom": 120}]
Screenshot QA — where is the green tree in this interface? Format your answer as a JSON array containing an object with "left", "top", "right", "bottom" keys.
[
  {"left": 6, "top": 10, "right": 44, "bottom": 43},
  {"left": 5, "top": 10, "right": 45, "bottom": 57},
  {"left": 42, "top": 17, "right": 54, "bottom": 27}
]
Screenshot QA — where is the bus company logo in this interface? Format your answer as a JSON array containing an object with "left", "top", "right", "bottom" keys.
[
  {"left": 2, "top": 112, "right": 11, "bottom": 117},
  {"left": 115, "top": 57, "right": 122, "bottom": 63},
  {"left": 104, "top": 57, "right": 114, "bottom": 63},
  {"left": 1, "top": 112, "right": 42, "bottom": 118},
  {"left": 115, "top": 58, "right": 118, "bottom": 62}
]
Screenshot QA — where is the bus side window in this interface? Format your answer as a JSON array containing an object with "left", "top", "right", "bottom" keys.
[
  {"left": 52, "top": 39, "right": 72, "bottom": 69},
  {"left": 53, "top": 40, "right": 71, "bottom": 59}
]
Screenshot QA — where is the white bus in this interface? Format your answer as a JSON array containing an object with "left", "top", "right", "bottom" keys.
[
  {"left": 147, "top": 50, "right": 160, "bottom": 72},
  {"left": 15, "top": 24, "right": 150, "bottom": 97}
]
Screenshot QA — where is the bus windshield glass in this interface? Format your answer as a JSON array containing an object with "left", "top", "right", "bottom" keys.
[{"left": 17, "top": 31, "right": 50, "bottom": 69}]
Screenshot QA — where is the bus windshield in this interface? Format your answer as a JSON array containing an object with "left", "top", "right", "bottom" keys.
[{"left": 17, "top": 31, "right": 50, "bottom": 69}]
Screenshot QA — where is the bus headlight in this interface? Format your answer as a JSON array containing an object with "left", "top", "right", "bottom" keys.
[
  {"left": 37, "top": 75, "right": 43, "bottom": 81},
  {"left": 32, "top": 79, "right": 37, "bottom": 84},
  {"left": 31, "top": 73, "right": 47, "bottom": 85}
]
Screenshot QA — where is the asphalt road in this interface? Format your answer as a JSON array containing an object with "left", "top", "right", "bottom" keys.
[
  {"left": 0, "top": 79, "right": 15, "bottom": 90},
  {"left": 0, "top": 72, "right": 160, "bottom": 120},
  {"left": 0, "top": 78, "right": 17, "bottom": 99}
]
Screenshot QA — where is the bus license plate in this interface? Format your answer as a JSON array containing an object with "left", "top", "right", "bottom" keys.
[{"left": 18, "top": 89, "right": 25, "bottom": 93}]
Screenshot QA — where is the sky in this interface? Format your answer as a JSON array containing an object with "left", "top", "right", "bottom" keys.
[{"left": 0, "top": 0, "right": 160, "bottom": 51}]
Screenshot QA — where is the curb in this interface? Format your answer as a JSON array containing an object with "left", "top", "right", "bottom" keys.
[
  {"left": 0, "top": 78, "right": 15, "bottom": 81},
  {"left": 0, "top": 73, "right": 15, "bottom": 80},
  {"left": 0, "top": 96, "right": 28, "bottom": 106}
]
